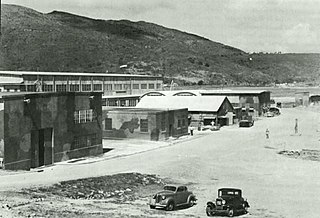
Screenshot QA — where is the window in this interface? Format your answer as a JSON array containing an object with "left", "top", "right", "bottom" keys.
[
  {"left": 182, "top": 119, "right": 186, "bottom": 127},
  {"left": 178, "top": 120, "right": 182, "bottom": 128},
  {"left": 156, "top": 83, "right": 162, "bottom": 89},
  {"left": 120, "top": 100, "right": 126, "bottom": 107},
  {"left": 70, "top": 84, "right": 80, "bottom": 92},
  {"left": 148, "top": 84, "right": 155, "bottom": 89},
  {"left": 133, "top": 84, "right": 139, "bottom": 89},
  {"left": 93, "top": 84, "right": 102, "bottom": 91},
  {"left": 86, "top": 110, "right": 93, "bottom": 122},
  {"left": 104, "top": 84, "right": 112, "bottom": 91},
  {"left": 43, "top": 84, "right": 53, "bottom": 92},
  {"left": 74, "top": 109, "right": 95, "bottom": 124},
  {"left": 140, "top": 119, "right": 148, "bottom": 132},
  {"left": 114, "top": 84, "right": 123, "bottom": 90},
  {"left": 56, "top": 84, "right": 67, "bottom": 92},
  {"left": 141, "top": 84, "right": 147, "bottom": 89},
  {"left": 105, "top": 118, "right": 112, "bottom": 130},
  {"left": 107, "top": 100, "right": 118, "bottom": 106},
  {"left": 129, "top": 99, "right": 137, "bottom": 106},
  {"left": 82, "top": 84, "right": 92, "bottom": 91},
  {"left": 27, "top": 85, "right": 36, "bottom": 92},
  {"left": 177, "top": 187, "right": 185, "bottom": 192},
  {"left": 124, "top": 84, "right": 131, "bottom": 90}
]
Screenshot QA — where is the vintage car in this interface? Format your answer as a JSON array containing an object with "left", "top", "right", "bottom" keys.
[
  {"left": 149, "top": 185, "right": 197, "bottom": 211},
  {"left": 239, "top": 120, "right": 254, "bottom": 127},
  {"left": 206, "top": 188, "right": 249, "bottom": 217}
]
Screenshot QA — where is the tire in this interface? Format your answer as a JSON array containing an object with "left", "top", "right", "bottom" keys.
[
  {"left": 166, "top": 201, "right": 175, "bottom": 211},
  {"left": 206, "top": 205, "right": 214, "bottom": 216},
  {"left": 149, "top": 205, "right": 156, "bottom": 209},
  {"left": 189, "top": 197, "right": 195, "bottom": 207},
  {"left": 227, "top": 208, "right": 234, "bottom": 217}
]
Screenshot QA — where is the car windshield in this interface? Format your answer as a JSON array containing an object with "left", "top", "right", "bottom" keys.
[
  {"left": 164, "top": 186, "right": 177, "bottom": 192},
  {"left": 219, "top": 190, "right": 240, "bottom": 197}
]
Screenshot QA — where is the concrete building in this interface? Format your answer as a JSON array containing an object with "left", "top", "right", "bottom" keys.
[
  {"left": 0, "top": 71, "right": 163, "bottom": 106},
  {"left": 0, "top": 92, "right": 103, "bottom": 170},
  {"left": 136, "top": 95, "right": 234, "bottom": 127},
  {"left": 102, "top": 107, "right": 188, "bottom": 141}
]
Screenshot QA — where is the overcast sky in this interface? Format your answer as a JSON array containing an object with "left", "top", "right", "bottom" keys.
[{"left": 2, "top": 0, "right": 320, "bottom": 53}]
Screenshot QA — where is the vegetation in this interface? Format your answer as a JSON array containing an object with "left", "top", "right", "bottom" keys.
[{"left": 1, "top": 4, "right": 320, "bottom": 86}]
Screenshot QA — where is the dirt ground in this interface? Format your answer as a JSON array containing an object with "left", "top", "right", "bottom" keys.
[{"left": 1, "top": 106, "right": 320, "bottom": 217}]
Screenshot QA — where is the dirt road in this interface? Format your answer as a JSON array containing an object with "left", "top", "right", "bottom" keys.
[{"left": 1, "top": 107, "right": 320, "bottom": 217}]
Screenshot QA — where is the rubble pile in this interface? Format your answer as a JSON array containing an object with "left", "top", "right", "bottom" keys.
[{"left": 25, "top": 173, "right": 164, "bottom": 200}]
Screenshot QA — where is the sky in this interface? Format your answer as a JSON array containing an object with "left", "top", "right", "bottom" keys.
[{"left": 2, "top": 0, "right": 320, "bottom": 53}]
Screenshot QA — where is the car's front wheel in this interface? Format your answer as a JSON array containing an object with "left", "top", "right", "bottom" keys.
[
  {"left": 166, "top": 201, "right": 175, "bottom": 211},
  {"left": 149, "top": 205, "right": 156, "bottom": 209},
  {"left": 206, "top": 205, "right": 214, "bottom": 216}
]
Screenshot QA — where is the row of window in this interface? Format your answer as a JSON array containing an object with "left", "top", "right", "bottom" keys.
[
  {"left": 73, "top": 134, "right": 97, "bottom": 149},
  {"left": 25, "top": 83, "right": 161, "bottom": 92},
  {"left": 105, "top": 118, "right": 149, "bottom": 133},
  {"left": 106, "top": 99, "right": 138, "bottom": 107},
  {"left": 74, "top": 110, "right": 94, "bottom": 124},
  {"left": 104, "top": 118, "right": 187, "bottom": 132}
]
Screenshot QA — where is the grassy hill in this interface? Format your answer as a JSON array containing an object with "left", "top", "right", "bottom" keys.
[{"left": 1, "top": 4, "right": 319, "bottom": 85}]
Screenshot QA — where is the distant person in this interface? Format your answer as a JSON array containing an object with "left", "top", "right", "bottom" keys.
[
  {"left": 295, "top": 118, "right": 298, "bottom": 134},
  {"left": 190, "top": 126, "right": 194, "bottom": 136},
  {"left": 266, "top": 128, "right": 270, "bottom": 139}
]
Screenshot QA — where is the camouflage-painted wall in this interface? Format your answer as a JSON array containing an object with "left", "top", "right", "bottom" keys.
[
  {"left": 2, "top": 92, "right": 102, "bottom": 170},
  {"left": 102, "top": 108, "right": 188, "bottom": 141},
  {"left": 0, "top": 109, "right": 4, "bottom": 158}
]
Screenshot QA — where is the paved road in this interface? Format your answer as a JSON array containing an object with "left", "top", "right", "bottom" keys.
[{"left": 1, "top": 108, "right": 320, "bottom": 217}]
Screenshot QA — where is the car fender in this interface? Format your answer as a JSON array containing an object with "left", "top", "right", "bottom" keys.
[
  {"left": 187, "top": 194, "right": 197, "bottom": 202},
  {"left": 165, "top": 197, "right": 175, "bottom": 205},
  {"left": 206, "top": 201, "right": 216, "bottom": 208}
]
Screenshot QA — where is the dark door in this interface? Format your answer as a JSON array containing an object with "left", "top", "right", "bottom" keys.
[
  {"left": 38, "top": 129, "right": 45, "bottom": 167},
  {"left": 31, "top": 128, "right": 53, "bottom": 168},
  {"left": 169, "top": 124, "right": 173, "bottom": 137}
]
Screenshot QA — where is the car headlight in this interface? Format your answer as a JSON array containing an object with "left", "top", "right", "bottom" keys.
[
  {"left": 222, "top": 200, "right": 226, "bottom": 205},
  {"left": 162, "top": 196, "right": 166, "bottom": 200}
]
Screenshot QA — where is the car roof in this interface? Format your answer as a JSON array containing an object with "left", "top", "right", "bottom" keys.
[{"left": 218, "top": 188, "right": 242, "bottom": 192}]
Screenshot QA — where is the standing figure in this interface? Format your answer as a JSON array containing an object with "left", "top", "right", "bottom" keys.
[
  {"left": 266, "top": 128, "right": 270, "bottom": 139},
  {"left": 295, "top": 118, "right": 298, "bottom": 134}
]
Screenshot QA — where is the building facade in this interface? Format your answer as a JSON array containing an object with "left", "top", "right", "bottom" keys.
[
  {"left": 0, "top": 71, "right": 163, "bottom": 95},
  {"left": 102, "top": 108, "right": 188, "bottom": 141},
  {"left": 137, "top": 95, "right": 234, "bottom": 127},
  {"left": 0, "top": 92, "right": 103, "bottom": 170}
]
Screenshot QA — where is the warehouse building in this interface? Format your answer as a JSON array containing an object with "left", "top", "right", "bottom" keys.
[
  {"left": 102, "top": 107, "right": 188, "bottom": 141},
  {"left": 0, "top": 71, "right": 163, "bottom": 106},
  {"left": 0, "top": 92, "right": 103, "bottom": 170},
  {"left": 136, "top": 95, "right": 234, "bottom": 127}
]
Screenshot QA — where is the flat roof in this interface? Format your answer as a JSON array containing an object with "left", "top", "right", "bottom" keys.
[
  {"left": 0, "top": 91, "right": 102, "bottom": 99},
  {"left": 102, "top": 106, "right": 185, "bottom": 113},
  {"left": 0, "top": 71, "right": 162, "bottom": 79},
  {"left": 200, "top": 89, "right": 270, "bottom": 95},
  {"left": 102, "top": 94, "right": 141, "bottom": 99}
]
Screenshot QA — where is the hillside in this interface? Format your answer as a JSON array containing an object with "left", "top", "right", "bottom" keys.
[{"left": 1, "top": 4, "right": 319, "bottom": 85}]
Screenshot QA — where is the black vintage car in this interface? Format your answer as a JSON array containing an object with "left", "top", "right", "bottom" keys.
[
  {"left": 239, "top": 120, "right": 254, "bottom": 128},
  {"left": 206, "top": 188, "right": 249, "bottom": 217}
]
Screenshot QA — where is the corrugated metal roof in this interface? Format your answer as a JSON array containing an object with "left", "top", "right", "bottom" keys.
[
  {"left": 0, "top": 71, "right": 161, "bottom": 78},
  {"left": 136, "top": 95, "right": 228, "bottom": 112}
]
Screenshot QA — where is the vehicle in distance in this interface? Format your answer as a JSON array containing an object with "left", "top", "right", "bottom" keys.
[
  {"left": 206, "top": 188, "right": 249, "bottom": 217},
  {"left": 149, "top": 185, "right": 197, "bottom": 211},
  {"left": 239, "top": 120, "right": 254, "bottom": 127}
]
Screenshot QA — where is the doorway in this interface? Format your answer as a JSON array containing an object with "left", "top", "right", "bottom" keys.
[{"left": 31, "top": 128, "right": 53, "bottom": 168}]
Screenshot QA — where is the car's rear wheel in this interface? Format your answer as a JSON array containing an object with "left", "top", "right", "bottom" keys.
[
  {"left": 166, "top": 201, "right": 175, "bottom": 211},
  {"left": 227, "top": 208, "right": 234, "bottom": 217},
  {"left": 206, "top": 206, "right": 214, "bottom": 216}
]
